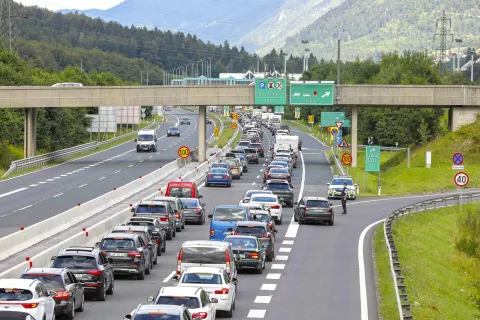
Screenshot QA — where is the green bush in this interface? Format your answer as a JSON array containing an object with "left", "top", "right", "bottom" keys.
[{"left": 455, "top": 205, "right": 480, "bottom": 258}]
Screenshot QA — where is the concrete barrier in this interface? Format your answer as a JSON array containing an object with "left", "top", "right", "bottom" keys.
[
  {"left": 0, "top": 128, "right": 239, "bottom": 279},
  {"left": 0, "top": 148, "right": 199, "bottom": 262}
]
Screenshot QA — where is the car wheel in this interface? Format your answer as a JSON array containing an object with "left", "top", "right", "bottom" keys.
[
  {"left": 157, "top": 245, "right": 162, "bottom": 256},
  {"left": 106, "top": 279, "right": 114, "bottom": 295},
  {"left": 153, "top": 254, "right": 158, "bottom": 265},
  {"left": 288, "top": 202, "right": 294, "bottom": 208},
  {"left": 66, "top": 300, "right": 75, "bottom": 319},
  {"left": 299, "top": 219, "right": 304, "bottom": 225},
  {"left": 329, "top": 215, "right": 334, "bottom": 226},
  {"left": 266, "top": 250, "right": 273, "bottom": 262},
  {"left": 256, "top": 266, "right": 263, "bottom": 274},
  {"left": 96, "top": 284, "right": 106, "bottom": 301},
  {"left": 227, "top": 183, "right": 231, "bottom": 187},
  {"left": 167, "top": 229, "right": 173, "bottom": 240},
  {"left": 277, "top": 218, "right": 282, "bottom": 225},
  {"left": 162, "top": 239, "right": 167, "bottom": 252},
  {"left": 77, "top": 294, "right": 85, "bottom": 311},
  {"left": 176, "top": 224, "right": 181, "bottom": 232},
  {"left": 205, "top": 182, "right": 209, "bottom": 187},
  {"left": 293, "top": 213, "right": 298, "bottom": 222},
  {"left": 181, "top": 220, "right": 185, "bottom": 229},
  {"left": 173, "top": 228, "right": 176, "bottom": 237},
  {"left": 137, "top": 269, "right": 145, "bottom": 280},
  {"left": 224, "top": 304, "right": 233, "bottom": 318}
]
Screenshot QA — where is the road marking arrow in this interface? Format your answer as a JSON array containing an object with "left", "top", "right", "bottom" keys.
[{"left": 321, "top": 92, "right": 331, "bottom": 98}]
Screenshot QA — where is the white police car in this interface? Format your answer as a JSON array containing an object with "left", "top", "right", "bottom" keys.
[{"left": 327, "top": 176, "right": 358, "bottom": 200}]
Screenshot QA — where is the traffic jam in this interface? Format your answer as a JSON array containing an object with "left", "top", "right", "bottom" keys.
[{"left": 0, "top": 110, "right": 308, "bottom": 320}]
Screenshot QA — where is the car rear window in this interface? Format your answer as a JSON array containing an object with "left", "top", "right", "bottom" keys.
[
  {"left": 100, "top": 238, "right": 136, "bottom": 250},
  {"left": 52, "top": 256, "right": 97, "bottom": 269},
  {"left": 246, "top": 190, "right": 271, "bottom": 197},
  {"left": 306, "top": 200, "right": 330, "bottom": 207},
  {"left": 133, "top": 314, "right": 180, "bottom": 320},
  {"left": 20, "top": 274, "right": 63, "bottom": 290},
  {"left": 180, "top": 199, "right": 199, "bottom": 207},
  {"left": 0, "top": 311, "right": 32, "bottom": 320},
  {"left": 271, "top": 162, "right": 287, "bottom": 167},
  {"left": 210, "top": 168, "right": 227, "bottom": 174},
  {"left": 244, "top": 149, "right": 256, "bottom": 154},
  {"left": 182, "top": 247, "right": 226, "bottom": 264},
  {"left": 0, "top": 288, "right": 33, "bottom": 301},
  {"left": 136, "top": 204, "right": 167, "bottom": 214},
  {"left": 156, "top": 296, "right": 200, "bottom": 308},
  {"left": 265, "top": 183, "right": 290, "bottom": 190},
  {"left": 127, "top": 222, "right": 155, "bottom": 231},
  {"left": 168, "top": 187, "right": 192, "bottom": 198},
  {"left": 235, "top": 226, "right": 266, "bottom": 235},
  {"left": 213, "top": 208, "right": 247, "bottom": 221},
  {"left": 238, "top": 141, "right": 250, "bottom": 146},
  {"left": 249, "top": 144, "right": 262, "bottom": 148},
  {"left": 269, "top": 168, "right": 289, "bottom": 174},
  {"left": 181, "top": 273, "right": 222, "bottom": 285},
  {"left": 224, "top": 237, "right": 258, "bottom": 249},
  {"left": 254, "top": 214, "right": 270, "bottom": 222},
  {"left": 251, "top": 196, "right": 276, "bottom": 202}
]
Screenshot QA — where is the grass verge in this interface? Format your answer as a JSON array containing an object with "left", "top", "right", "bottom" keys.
[
  {"left": 287, "top": 118, "right": 480, "bottom": 196},
  {"left": 374, "top": 204, "right": 480, "bottom": 319}
]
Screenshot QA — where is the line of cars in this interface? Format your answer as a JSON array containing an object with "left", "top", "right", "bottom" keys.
[{"left": 0, "top": 180, "right": 207, "bottom": 320}]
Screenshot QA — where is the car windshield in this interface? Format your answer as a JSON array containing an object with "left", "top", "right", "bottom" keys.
[
  {"left": 133, "top": 314, "right": 180, "bottom": 320},
  {"left": 155, "top": 296, "right": 200, "bottom": 308},
  {"left": 52, "top": 256, "right": 97, "bottom": 269},
  {"left": 251, "top": 196, "right": 276, "bottom": 203},
  {"left": 210, "top": 168, "right": 227, "bottom": 175},
  {"left": 224, "top": 237, "right": 258, "bottom": 249},
  {"left": 20, "top": 274, "right": 63, "bottom": 290},
  {"left": 99, "top": 238, "right": 136, "bottom": 250},
  {"left": 181, "top": 118, "right": 189, "bottom": 121},
  {"left": 306, "top": 200, "right": 330, "bottom": 207},
  {"left": 331, "top": 179, "right": 354, "bottom": 186},
  {"left": 0, "top": 288, "right": 33, "bottom": 301},
  {"left": 180, "top": 199, "right": 199, "bottom": 208},
  {"left": 246, "top": 190, "right": 271, "bottom": 197},
  {"left": 254, "top": 214, "right": 270, "bottom": 222},
  {"left": 265, "top": 183, "right": 290, "bottom": 190},
  {"left": 181, "top": 247, "right": 226, "bottom": 264},
  {"left": 136, "top": 205, "right": 167, "bottom": 214},
  {"left": 225, "top": 160, "right": 237, "bottom": 167},
  {"left": 169, "top": 127, "right": 178, "bottom": 131},
  {"left": 168, "top": 187, "right": 192, "bottom": 198},
  {"left": 137, "top": 134, "right": 153, "bottom": 141},
  {"left": 235, "top": 226, "right": 266, "bottom": 235},
  {"left": 213, "top": 208, "right": 247, "bottom": 221},
  {"left": 181, "top": 273, "right": 222, "bottom": 285},
  {"left": 269, "top": 168, "right": 288, "bottom": 174}
]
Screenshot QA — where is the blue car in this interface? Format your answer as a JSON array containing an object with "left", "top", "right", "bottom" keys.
[
  {"left": 211, "top": 163, "right": 231, "bottom": 173},
  {"left": 208, "top": 205, "right": 252, "bottom": 241},
  {"left": 206, "top": 168, "right": 232, "bottom": 187}
]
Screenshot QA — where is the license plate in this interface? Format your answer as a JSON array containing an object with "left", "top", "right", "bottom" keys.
[
  {"left": 236, "top": 254, "right": 245, "bottom": 259},
  {"left": 109, "top": 252, "right": 126, "bottom": 257},
  {"left": 214, "top": 175, "right": 222, "bottom": 178}
]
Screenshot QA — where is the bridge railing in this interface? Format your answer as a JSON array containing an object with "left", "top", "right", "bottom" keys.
[
  {"left": 384, "top": 192, "right": 480, "bottom": 319},
  {"left": 3, "top": 122, "right": 158, "bottom": 177}
]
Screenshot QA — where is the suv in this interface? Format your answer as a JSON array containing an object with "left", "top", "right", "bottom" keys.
[
  {"left": 180, "top": 117, "right": 191, "bottom": 125},
  {"left": 243, "top": 148, "right": 259, "bottom": 164},
  {"left": 97, "top": 233, "right": 152, "bottom": 280},
  {"left": 0, "top": 279, "right": 56, "bottom": 320},
  {"left": 135, "top": 129, "right": 157, "bottom": 152},
  {"left": 263, "top": 179, "right": 294, "bottom": 207},
  {"left": 327, "top": 175, "right": 358, "bottom": 200},
  {"left": 21, "top": 268, "right": 84, "bottom": 318},
  {"left": 125, "top": 304, "right": 199, "bottom": 320},
  {"left": 249, "top": 143, "right": 264, "bottom": 157},
  {"left": 131, "top": 201, "right": 176, "bottom": 240},
  {"left": 233, "top": 221, "right": 275, "bottom": 261},
  {"left": 151, "top": 196, "right": 186, "bottom": 232},
  {"left": 294, "top": 197, "right": 334, "bottom": 225},
  {"left": 126, "top": 217, "right": 167, "bottom": 255},
  {"left": 236, "top": 140, "right": 251, "bottom": 149},
  {"left": 50, "top": 246, "right": 114, "bottom": 301},
  {"left": 112, "top": 225, "right": 158, "bottom": 266}
]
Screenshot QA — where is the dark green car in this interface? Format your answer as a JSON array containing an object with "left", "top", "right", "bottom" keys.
[{"left": 223, "top": 235, "right": 266, "bottom": 274}]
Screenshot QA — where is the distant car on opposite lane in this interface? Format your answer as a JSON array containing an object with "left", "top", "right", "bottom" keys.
[
  {"left": 180, "top": 117, "right": 191, "bottom": 125},
  {"left": 167, "top": 126, "right": 180, "bottom": 136}
]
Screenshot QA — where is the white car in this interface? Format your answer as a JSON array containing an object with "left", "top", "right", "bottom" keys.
[
  {"left": 175, "top": 266, "right": 236, "bottom": 317},
  {"left": 327, "top": 175, "right": 358, "bottom": 200},
  {"left": 238, "top": 202, "right": 270, "bottom": 215},
  {"left": 249, "top": 194, "right": 283, "bottom": 224},
  {"left": 0, "top": 279, "right": 56, "bottom": 320},
  {"left": 146, "top": 286, "right": 217, "bottom": 320},
  {"left": 239, "top": 190, "right": 273, "bottom": 204}
]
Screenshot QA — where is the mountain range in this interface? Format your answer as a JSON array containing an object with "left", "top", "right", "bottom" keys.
[{"left": 60, "top": 0, "right": 480, "bottom": 61}]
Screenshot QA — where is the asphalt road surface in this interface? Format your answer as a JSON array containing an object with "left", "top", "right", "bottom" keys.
[{"left": 0, "top": 108, "right": 211, "bottom": 238}]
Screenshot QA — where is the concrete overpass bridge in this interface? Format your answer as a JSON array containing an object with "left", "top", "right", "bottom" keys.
[{"left": 1, "top": 84, "right": 479, "bottom": 167}]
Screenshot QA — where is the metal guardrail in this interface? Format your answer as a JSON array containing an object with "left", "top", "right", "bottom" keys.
[
  {"left": 3, "top": 123, "right": 158, "bottom": 177},
  {"left": 384, "top": 192, "right": 480, "bottom": 319}
]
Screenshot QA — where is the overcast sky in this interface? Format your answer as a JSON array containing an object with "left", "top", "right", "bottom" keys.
[{"left": 15, "top": 0, "right": 124, "bottom": 10}]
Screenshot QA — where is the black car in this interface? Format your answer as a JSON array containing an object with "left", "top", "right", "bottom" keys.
[
  {"left": 21, "top": 268, "right": 85, "bottom": 318},
  {"left": 112, "top": 225, "right": 158, "bottom": 266},
  {"left": 263, "top": 179, "right": 294, "bottom": 207},
  {"left": 97, "top": 233, "right": 152, "bottom": 280},
  {"left": 50, "top": 246, "right": 115, "bottom": 301},
  {"left": 180, "top": 198, "right": 206, "bottom": 225},
  {"left": 294, "top": 197, "right": 334, "bottom": 226},
  {"left": 233, "top": 221, "right": 275, "bottom": 261},
  {"left": 126, "top": 217, "right": 167, "bottom": 255},
  {"left": 132, "top": 201, "right": 176, "bottom": 240},
  {"left": 243, "top": 148, "right": 259, "bottom": 164},
  {"left": 167, "top": 127, "right": 180, "bottom": 137},
  {"left": 248, "top": 143, "right": 264, "bottom": 157},
  {"left": 223, "top": 235, "right": 266, "bottom": 273}
]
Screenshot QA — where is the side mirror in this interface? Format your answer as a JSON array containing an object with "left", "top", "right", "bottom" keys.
[
  {"left": 210, "top": 297, "right": 219, "bottom": 303},
  {"left": 130, "top": 207, "right": 135, "bottom": 212},
  {"left": 231, "top": 277, "right": 238, "bottom": 283},
  {"left": 154, "top": 138, "right": 157, "bottom": 142},
  {"left": 274, "top": 230, "right": 278, "bottom": 233},
  {"left": 293, "top": 202, "right": 298, "bottom": 205},
  {"left": 208, "top": 214, "right": 213, "bottom": 219},
  {"left": 47, "top": 290, "right": 56, "bottom": 297},
  {"left": 108, "top": 257, "right": 113, "bottom": 263},
  {"left": 124, "top": 315, "right": 132, "bottom": 320},
  {"left": 95, "top": 242, "right": 100, "bottom": 247},
  {"left": 198, "top": 195, "right": 203, "bottom": 198},
  {"left": 329, "top": 203, "right": 333, "bottom": 206},
  {"left": 172, "top": 275, "right": 179, "bottom": 281},
  {"left": 50, "top": 256, "right": 56, "bottom": 261},
  {"left": 147, "top": 296, "right": 154, "bottom": 302},
  {"left": 134, "top": 138, "right": 137, "bottom": 142}
]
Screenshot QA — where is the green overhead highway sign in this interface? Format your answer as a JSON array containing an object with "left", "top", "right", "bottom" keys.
[
  {"left": 274, "top": 106, "right": 284, "bottom": 113},
  {"left": 254, "top": 79, "right": 287, "bottom": 105},
  {"left": 321, "top": 112, "right": 351, "bottom": 127},
  {"left": 365, "top": 146, "right": 380, "bottom": 172},
  {"left": 289, "top": 82, "right": 335, "bottom": 106}
]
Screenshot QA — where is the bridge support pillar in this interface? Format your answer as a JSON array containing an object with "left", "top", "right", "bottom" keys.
[
  {"left": 449, "top": 106, "right": 480, "bottom": 131},
  {"left": 24, "top": 108, "right": 37, "bottom": 158},
  {"left": 351, "top": 105, "right": 358, "bottom": 168},
  {"left": 198, "top": 105, "right": 207, "bottom": 162}
]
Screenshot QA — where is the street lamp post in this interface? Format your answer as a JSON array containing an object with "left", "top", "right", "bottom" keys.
[
  {"left": 455, "top": 39, "right": 463, "bottom": 72},
  {"left": 301, "top": 40, "right": 308, "bottom": 72},
  {"left": 470, "top": 50, "right": 475, "bottom": 82}
]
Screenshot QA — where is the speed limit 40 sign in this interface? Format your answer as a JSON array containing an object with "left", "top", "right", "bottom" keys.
[{"left": 454, "top": 172, "right": 469, "bottom": 187}]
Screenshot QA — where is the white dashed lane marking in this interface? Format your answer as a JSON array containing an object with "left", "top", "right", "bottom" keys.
[
  {"left": 260, "top": 284, "right": 277, "bottom": 291},
  {"left": 271, "top": 264, "right": 285, "bottom": 270},
  {"left": 247, "top": 310, "right": 267, "bottom": 318},
  {"left": 279, "top": 247, "right": 292, "bottom": 253},
  {"left": 282, "top": 240, "right": 294, "bottom": 245},
  {"left": 115, "top": 170, "right": 121, "bottom": 173},
  {"left": 29, "top": 184, "right": 38, "bottom": 187},
  {"left": 78, "top": 184, "right": 87, "bottom": 188},
  {"left": 275, "top": 255, "right": 288, "bottom": 261},
  {"left": 254, "top": 296, "right": 272, "bottom": 304},
  {"left": 266, "top": 273, "right": 281, "bottom": 280},
  {"left": 99, "top": 177, "right": 105, "bottom": 180},
  {"left": 53, "top": 193, "right": 63, "bottom": 198},
  {"left": 0, "top": 188, "right": 28, "bottom": 198}
]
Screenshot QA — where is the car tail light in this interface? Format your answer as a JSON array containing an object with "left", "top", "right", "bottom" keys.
[
  {"left": 259, "top": 148, "right": 264, "bottom": 151},
  {"left": 249, "top": 253, "right": 259, "bottom": 259},
  {"left": 176, "top": 248, "right": 183, "bottom": 275},
  {"left": 191, "top": 312, "right": 208, "bottom": 319},
  {"left": 328, "top": 208, "right": 333, "bottom": 212},
  {"left": 225, "top": 249, "right": 231, "bottom": 276},
  {"left": 88, "top": 270, "right": 102, "bottom": 276},
  {"left": 268, "top": 223, "right": 273, "bottom": 229},
  {"left": 160, "top": 217, "right": 169, "bottom": 222},
  {"left": 252, "top": 154, "right": 257, "bottom": 157},
  {"left": 54, "top": 290, "right": 71, "bottom": 300},
  {"left": 176, "top": 213, "right": 180, "bottom": 219},
  {"left": 128, "top": 251, "right": 142, "bottom": 258},
  {"left": 194, "top": 208, "right": 201, "bottom": 212},
  {"left": 156, "top": 239, "right": 160, "bottom": 245},
  {"left": 224, "top": 175, "right": 229, "bottom": 178},
  {"left": 101, "top": 250, "right": 108, "bottom": 256},
  {"left": 210, "top": 230, "right": 214, "bottom": 236},
  {"left": 231, "top": 231, "right": 237, "bottom": 235},
  {"left": 207, "top": 174, "right": 213, "bottom": 178},
  {"left": 214, "top": 288, "right": 229, "bottom": 294},
  {"left": 271, "top": 205, "right": 280, "bottom": 209},
  {"left": 304, "top": 207, "right": 310, "bottom": 210},
  {"left": 22, "top": 303, "right": 38, "bottom": 308},
  {"left": 262, "top": 233, "right": 269, "bottom": 238}
]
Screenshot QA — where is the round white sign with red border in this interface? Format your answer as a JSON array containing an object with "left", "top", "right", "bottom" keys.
[{"left": 454, "top": 172, "right": 469, "bottom": 187}]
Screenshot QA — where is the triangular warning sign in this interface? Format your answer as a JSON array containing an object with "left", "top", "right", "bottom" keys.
[
  {"left": 335, "top": 121, "right": 343, "bottom": 129},
  {"left": 338, "top": 138, "right": 349, "bottom": 148}
]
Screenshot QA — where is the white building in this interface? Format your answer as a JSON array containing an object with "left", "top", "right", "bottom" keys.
[{"left": 219, "top": 70, "right": 303, "bottom": 81}]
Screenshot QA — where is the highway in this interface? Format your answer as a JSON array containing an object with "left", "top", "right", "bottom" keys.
[{"left": 0, "top": 108, "right": 212, "bottom": 238}]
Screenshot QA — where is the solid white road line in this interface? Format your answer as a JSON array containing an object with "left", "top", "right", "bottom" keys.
[
  {"left": 271, "top": 264, "right": 285, "bottom": 270},
  {"left": 18, "top": 204, "right": 33, "bottom": 211},
  {"left": 29, "top": 184, "right": 38, "bottom": 187},
  {"left": 285, "top": 151, "right": 305, "bottom": 239},
  {"left": 266, "top": 273, "right": 281, "bottom": 280},
  {"left": 260, "top": 284, "right": 277, "bottom": 291},
  {"left": 254, "top": 296, "right": 272, "bottom": 304},
  {"left": 163, "top": 271, "right": 176, "bottom": 283},
  {"left": 282, "top": 240, "right": 294, "bottom": 245},
  {"left": 279, "top": 247, "right": 291, "bottom": 253},
  {"left": 247, "top": 310, "right": 266, "bottom": 318},
  {"left": 0, "top": 187, "right": 28, "bottom": 198},
  {"left": 98, "top": 177, "right": 105, "bottom": 180}
]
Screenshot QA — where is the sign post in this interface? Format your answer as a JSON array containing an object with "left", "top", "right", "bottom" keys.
[
  {"left": 255, "top": 79, "right": 287, "bottom": 105},
  {"left": 452, "top": 152, "right": 464, "bottom": 170},
  {"left": 366, "top": 146, "right": 381, "bottom": 195},
  {"left": 178, "top": 146, "right": 191, "bottom": 159},
  {"left": 294, "top": 108, "right": 301, "bottom": 119},
  {"left": 308, "top": 115, "right": 314, "bottom": 130},
  {"left": 454, "top": 171, "right": 469, "bottom": 211},
  {"left": 232, "top": 112, "right": 238, "bottom": 120},
  {"left": 213, "top": 127, "right": 220, "bottom": 139},
  {"left": 289, "top": 82, "right": 335, "bottom": 105},
  {"left": 230, "top": 122, "right": 238, "bottom": 130}
]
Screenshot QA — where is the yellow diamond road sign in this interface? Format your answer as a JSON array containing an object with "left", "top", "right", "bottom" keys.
[{"left": 214, "top": 127, "right": 220, "bottom": 137}]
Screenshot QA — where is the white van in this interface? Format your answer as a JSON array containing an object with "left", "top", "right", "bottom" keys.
[{"left": 135, "top": 129, "right": 158, "bottom": 152}]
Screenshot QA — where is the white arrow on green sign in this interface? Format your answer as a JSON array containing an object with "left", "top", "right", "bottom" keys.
[{"left": 289, "top": 82, "right": 335, "bottom": 106}]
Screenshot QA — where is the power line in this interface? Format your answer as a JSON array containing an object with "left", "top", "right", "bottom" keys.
[
  {"left": 0, "top": 0, "right": 18, "bottom": 53},
  {"left": 434, "top": 10, "right": 453, "bottom": 76}
]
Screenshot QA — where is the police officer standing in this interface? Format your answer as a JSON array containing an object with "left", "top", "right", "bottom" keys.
[{"left": 341, "top": 183, "right": 348, "bottom": 214}]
